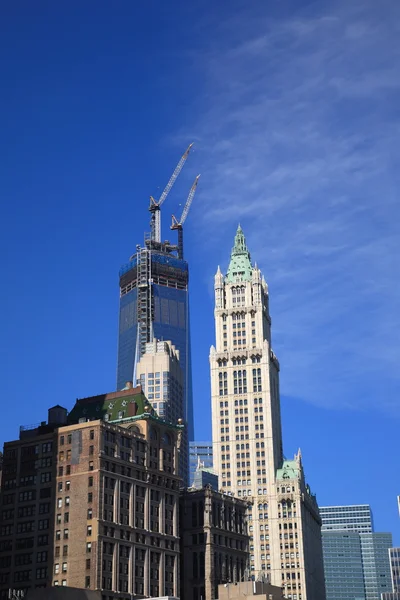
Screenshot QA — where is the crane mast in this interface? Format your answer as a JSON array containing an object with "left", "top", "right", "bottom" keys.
[
  {"left": 171, "top": 175, "right": 200, "bottom": 259},
  {"left": 149, "top": 143, "right": 193, "bottom": 243}
]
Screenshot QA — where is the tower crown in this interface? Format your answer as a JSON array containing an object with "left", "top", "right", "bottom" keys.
[{"left": 226, "top": 225, "right": 253, "bottom": 283}]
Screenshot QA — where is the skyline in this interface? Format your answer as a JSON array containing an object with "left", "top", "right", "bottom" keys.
[{"left": 1, "top": 0, "right": 399, "bottom": 547}]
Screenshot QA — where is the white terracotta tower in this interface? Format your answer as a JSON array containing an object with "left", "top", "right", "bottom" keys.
[{"left": 210, "top": 226, "right": 326, "bottom": 600}]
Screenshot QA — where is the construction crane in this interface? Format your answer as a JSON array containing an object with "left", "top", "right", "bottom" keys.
[
  {"left": 171, "top": 174, "right": 200, "bottom": 259},
  {"left": 149, "top": 143, "right": 193, "bottom": 243}
]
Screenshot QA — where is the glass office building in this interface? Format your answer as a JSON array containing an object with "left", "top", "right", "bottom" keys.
[
  {"left": 320, "top": 504, "right": 373, "bottom": 533},
  {"left": 189, "top": 441, "right": 213, "bottom": 486},
  {"left": 360, "top": 533, "right": 393, "bottom": 600},
  {"left": 117, "top": 246, "right": 194, "bottom": 441},
  {"left": 320, "top": 505, "right": 393, "bottom": 600},
  {"left": 322, "top": 531, "right": 366, "bottom": 600}
]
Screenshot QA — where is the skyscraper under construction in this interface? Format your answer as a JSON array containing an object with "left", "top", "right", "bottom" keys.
[{"left": 116, "top": 145, "right": 198, "bottom": 443}]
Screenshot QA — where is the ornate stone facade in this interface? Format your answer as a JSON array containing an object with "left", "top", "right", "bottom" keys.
[{"left": 210, "top": 226, "right": 326, "bottom": 600}]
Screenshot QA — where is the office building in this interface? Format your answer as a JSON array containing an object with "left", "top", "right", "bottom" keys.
[
  {"left": 320, "top": 505, "right": 393, "bottom": 600},
  {"left": 189, "top": 442, "right": 213, "bottom": 486},
  {"left": 320, "top": 505, "right": 373, "bottom": 533},
  {"left": 192, "top": 466, "right": 218, "bottom": 491},
  {"left": 0, "top": 386, "right": 183, "bottom": 600},
  {"left": 321, "top": 532, "right": 365, "bottom": 600},
  {"left": 210, "top": 226, "right": 326, "bottom": 599},
  {"left": 390, "top": 548, "right": 400, "bottom": 593},
  {"left": 179, "top": 486, "right": 249, "bottom": 600},
  {"left": 361, "top": 533, "right": 393, "bottom": 600},
  {"left": 116, "top": 238, "right": 194, "bottom": 443},
  {"left": 136, "top": 339, "right": 188, "bottom": 483}
]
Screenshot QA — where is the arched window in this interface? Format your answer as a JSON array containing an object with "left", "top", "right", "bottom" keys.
[
  {"left": 149, "top": 427, "right": 158, "bottom": 441},
  {"left": 162, "top": 432, "right": 172, "bottom": 445}
]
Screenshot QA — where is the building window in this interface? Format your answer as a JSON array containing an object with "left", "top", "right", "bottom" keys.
[
  {"left": 233, "top": 369, "right": 247, "bottom": 394},
  {"left": 88, "top": 477, "right": 93, "bottom": 487},
  {"left": 218, "top": 372, "right": 228, "bottom": 396},
  {"left": 90, "top": 430, "right": 94, "bottom": 440},
  {"left": 253, "top": 368, "right": 262, "bottom": 392}
]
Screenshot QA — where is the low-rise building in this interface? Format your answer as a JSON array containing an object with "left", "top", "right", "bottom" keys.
[{"left": 218, "top": 581, "right": 284, "bottom": 600}]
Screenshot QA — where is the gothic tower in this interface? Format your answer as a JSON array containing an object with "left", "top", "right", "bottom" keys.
[{"left": 210, "top": 226, "right": 326, "bottom": 600}]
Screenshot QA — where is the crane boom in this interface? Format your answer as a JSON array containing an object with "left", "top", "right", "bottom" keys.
[
  {"left": 170, "top": 175, "right": 200, "bottom": 260},
  {"left": 157, "top": 143, "right": 193, "bottom": 208},
  {"left": 180, "top": 174, "right": 200, "bottom": 225}
]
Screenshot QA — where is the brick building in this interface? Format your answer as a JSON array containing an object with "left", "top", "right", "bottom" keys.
[
  {"left": 0, "top": 406, "right": 66, "bottom": 598},
  {"left": 0, "top": 385, "right": 183, "bottom": 600},
  {"left": 179, "top": 486, "right": 250, "bottom": 600}
]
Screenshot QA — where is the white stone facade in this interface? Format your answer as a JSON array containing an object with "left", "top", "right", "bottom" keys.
[
  {"left": 136, "top": 340, "right": 188, "bottom": 484},
  {"left": 209, "top": 227, "right": 326, "bottom": 600}
]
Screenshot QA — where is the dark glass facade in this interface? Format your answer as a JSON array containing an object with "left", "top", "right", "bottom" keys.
[
  {"left": 189, "top": 441, "right": 213, "bottom": 486},
  {"left": 117, "top": 288, "right": 138, "bottom": 387},
  {"left": 117, "top": 250, "right": 194, "bottom": 441}
]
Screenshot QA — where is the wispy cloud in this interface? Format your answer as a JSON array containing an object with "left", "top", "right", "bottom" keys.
[{"left": 184, "top": 0, "right": 400, "bottom": 412}]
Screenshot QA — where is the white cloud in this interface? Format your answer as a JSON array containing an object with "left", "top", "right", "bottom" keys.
[{"left": 184, "top": 0, "right": 400, "bottom": 412}]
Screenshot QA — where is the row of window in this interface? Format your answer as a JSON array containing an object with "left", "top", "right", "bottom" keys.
[{"left": 12, "top": 568, "right": 48, "bottom": 582}]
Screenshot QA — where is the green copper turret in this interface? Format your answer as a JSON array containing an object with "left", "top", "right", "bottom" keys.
[{"left": 226, "top": 224, "right": 253, "bottom": 282}]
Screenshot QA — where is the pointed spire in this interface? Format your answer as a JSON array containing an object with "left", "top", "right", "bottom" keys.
[
  {"left": 226, "top": 224, "right": 253, "bottom": 282},
  {"left": 215, "top": 264, "right": 223, "bottom": 285},
  {"left": 232, "top": 224, "right": 248, "bottom": 254}
]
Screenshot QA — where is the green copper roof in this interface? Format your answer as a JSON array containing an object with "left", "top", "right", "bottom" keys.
[
  {"left": 226, "top": 225, "right": 253, "bottom": 282},
  {"left": 67, "top": 388, "right": 153, "bottom": 424},
  {"left": 276, "top": 459, "right": 300, "bottom": 481}
]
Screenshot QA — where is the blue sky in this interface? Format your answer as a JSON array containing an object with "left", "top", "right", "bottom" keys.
[{"left": 1, "top": 1, "right": 399, "bottom": 542}]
